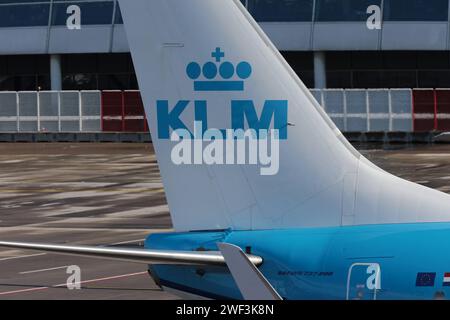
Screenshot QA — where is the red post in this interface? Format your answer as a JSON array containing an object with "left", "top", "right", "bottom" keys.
[
  {"left": 411, "top": 90, "right": 415, "bottom": 132},
  {"left": 100, "top": 91, "right": 104, "bottom": 132},
  {"left": 121, "top": 91, "right": 125, "bottom": 132},
  {"left": 434, "top": 89, "right": 438, "bottom": 131},
  {"left": 140, "top": 91, "right": 149, "bottom": 132},
  {"left": 144, "top": 109, "right": 149, "bottom": 132}
]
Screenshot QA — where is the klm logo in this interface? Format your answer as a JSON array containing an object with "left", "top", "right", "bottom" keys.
[
  {"left": 157, "top": 48, "right": 288, "bottom": 140},
  {"left": 186, "top": 47, "right": 252, "bottom": 92}
]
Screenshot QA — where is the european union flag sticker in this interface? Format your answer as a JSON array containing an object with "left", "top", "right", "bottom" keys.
[{"left": 416, "top": 272, "right": 436, "bottom": 287}]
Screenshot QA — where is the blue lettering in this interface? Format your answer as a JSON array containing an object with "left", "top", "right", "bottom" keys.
[
  {"left": 231, "top": 100, "right": 288, "bottom": 139},
  {"left": 156, "top": 100, "right": 288, "bottom": 139},
  {"left": 157, "top": 100, "right": 190, "bottom": 139},
  {"left": 194, "top": 101, "right": 208, "bottom": 137}
]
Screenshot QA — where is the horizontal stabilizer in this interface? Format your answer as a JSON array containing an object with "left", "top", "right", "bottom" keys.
[
  {"left": 0, "top": 241, "right": 262, "bottom": 266},
  {"left": 218, "top": 243, "right": 281, "bottom": 300}
]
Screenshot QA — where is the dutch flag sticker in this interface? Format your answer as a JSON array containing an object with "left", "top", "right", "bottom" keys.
[{"left": 443, "top": 273, "right": 450, "bottom": 286}]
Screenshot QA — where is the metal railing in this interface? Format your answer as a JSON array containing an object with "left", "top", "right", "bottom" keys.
[
  {"left": 311, "top": 89, "right": 413, "bottom": 132},
  {"left": 0, "top": 90, "right": 101, "bottom": 132},
  {"left": 0, "top": 88, "right": 419, "bottom": 133}
]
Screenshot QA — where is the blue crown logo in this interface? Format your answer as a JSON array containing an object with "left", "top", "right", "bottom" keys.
[{"left": 186, "top": 47, "right": 252, "bottom": 92}]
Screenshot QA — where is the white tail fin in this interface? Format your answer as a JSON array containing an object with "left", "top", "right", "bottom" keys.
[{"left": 119, "top": 0, "right": 450, "bottom": 232}]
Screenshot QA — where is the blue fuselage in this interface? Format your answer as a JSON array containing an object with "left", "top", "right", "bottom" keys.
[{"left": 146, "top": 223, "right": 450, "bottom": 300}]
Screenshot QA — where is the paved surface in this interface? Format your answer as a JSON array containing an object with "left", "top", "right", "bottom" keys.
[
  {"left": 0, "top": 143, "right": 176, "bottom": 300},
  {"left": 1, "top": 142, "right": 450, "bottom": 299},
  {"left": 360, "top": 144, "right": 450, "bottom": 193}
]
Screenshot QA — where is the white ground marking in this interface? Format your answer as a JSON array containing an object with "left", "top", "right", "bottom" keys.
[
  {"left": 39, "top": 206, "right": 111, "bottom": 217},
  {"left": 107, "top": 205, "right": 168, "bottom": 218},
  {"left": 0, "top": 271, "right": 149, "bottom": 296},
  {"left": 0, "top": 160, "right": 26, "bottom": 164},
  {"left": 0, "top": 253, "right": 46, "bottom": 262},
  {"left": 19, "top": 265, "right": 69, "bottom": 275},
  {"left": 416, "top": 154, "right": 450, "bottom": 157},
  {"left": 46, "top": 190, "right": 131, "bottom": 200},
  {"left": 110, "top": 238, "right": 145, "bottom": 245},
  {"left": 39, "top": 203, "right": 62, "bottom": 207}
]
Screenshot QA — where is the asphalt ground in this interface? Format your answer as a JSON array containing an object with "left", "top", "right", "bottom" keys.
[
  {"left": 0, "top": 143, "right": 176, "bottom": 300},
  {"left": 0, "top": 142, "right": 450, "bottom": 299}
]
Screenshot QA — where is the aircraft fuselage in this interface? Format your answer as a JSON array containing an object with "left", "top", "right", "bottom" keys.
[{"left": 147, "top": 223, "right": 450, "bottom": 300}]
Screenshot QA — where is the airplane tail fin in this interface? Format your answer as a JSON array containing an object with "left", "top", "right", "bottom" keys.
[{"left": 119, "top": 0, "right": 450, "bottom": 231}]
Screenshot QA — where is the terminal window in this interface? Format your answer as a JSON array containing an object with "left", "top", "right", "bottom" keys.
[
  {"left": 247, "top": 0, "right": 313, "bottom": 22},
  {"left": 315, "top": 0, "right": 381, "bottom": 21},
  {"left": 384, "top": 0, "right": 449, "bottom": 21},
  {"left": 0, "top": 2, "right": 50, "bottom": 27},
  {"left": 51, "top": 1, "right": 114, "bottom": 26}
]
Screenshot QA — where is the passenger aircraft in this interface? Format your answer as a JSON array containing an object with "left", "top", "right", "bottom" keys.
[{"left": 3, "top": 0, "right": 450, "bottom": 300}]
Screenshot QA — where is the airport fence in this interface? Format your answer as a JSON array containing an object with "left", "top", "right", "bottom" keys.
[
  {"left": 0, "top": 90, "right": 102, "bottom": 133},
  {"left": 0, "top": 88, "right": 449, "bottom": 133},
  {"left": 310, "top": 89, "right": 413, "bottom": 132}
]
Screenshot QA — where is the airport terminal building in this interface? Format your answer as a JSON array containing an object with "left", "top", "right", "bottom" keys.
[{"left": 0, "top": 0, "right": 450, "bottom": 137}]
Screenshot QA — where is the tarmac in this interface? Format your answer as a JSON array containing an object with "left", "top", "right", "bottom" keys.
[
  {"left": 1, "top": 142, "right": 450, "bottom": 299},
  {"left": 0, "top": 143, "right": 176, "bottom": 300}
]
